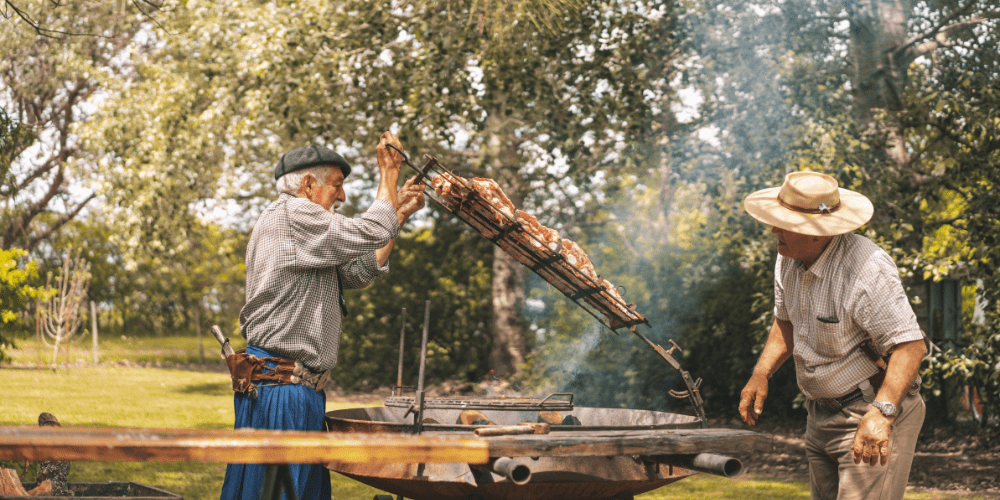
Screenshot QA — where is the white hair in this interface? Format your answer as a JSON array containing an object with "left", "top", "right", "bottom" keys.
[{"left": 276, "top": 165, "right": 336, "bottom": 195}]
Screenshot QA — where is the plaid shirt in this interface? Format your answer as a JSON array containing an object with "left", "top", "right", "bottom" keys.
[
  {"left": 240, "top": 194, "right": 399, "bottom": 372},
  {"left": 774, "top": 233, "right": 923, "bottom": 400}
]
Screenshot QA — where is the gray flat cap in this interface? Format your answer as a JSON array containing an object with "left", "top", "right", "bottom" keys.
[{"left": 274, "top": 145, "right": 351, "bottom": 180}]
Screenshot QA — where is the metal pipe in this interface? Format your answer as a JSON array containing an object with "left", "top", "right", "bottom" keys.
[
  {"left": 651, "top": 453, "right": 743, "bottom": 478},
  {"left": 396, "top": 307, "right": 406, "bottom": 390},
  {"left": 491, "top": 457, "right": 531, "bottom": 485}
]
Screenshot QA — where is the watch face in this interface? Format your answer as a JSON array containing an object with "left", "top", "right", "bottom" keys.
[{"left": 875, "top": 401, "right": 896, "bottom": 416}]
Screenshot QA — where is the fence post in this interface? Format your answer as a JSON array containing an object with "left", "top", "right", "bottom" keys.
[
  {"left": 91, "top": 301, "right": 99, "bottom": 364},
  {"left": 196, "top": 299, "right": 204, "bottom": 364},
  {"left": 36, "top": 303, "right": 41, "bottom": 366}
]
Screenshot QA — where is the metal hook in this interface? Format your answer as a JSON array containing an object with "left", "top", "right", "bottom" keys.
[{"left": 386, "top": 143, "right": 415, "bottom": 170}]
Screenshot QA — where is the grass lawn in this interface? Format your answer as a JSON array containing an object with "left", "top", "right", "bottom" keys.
[
  {"left": 0, "top": 347, "right": 989, "bottom": 500},
  {"left": 5, "top": 332, "right": 249, "bottom": 367}
]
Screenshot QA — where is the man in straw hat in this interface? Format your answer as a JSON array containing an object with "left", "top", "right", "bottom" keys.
[{"left": 739, "top": 171, "right": 926, "bottom": 500}]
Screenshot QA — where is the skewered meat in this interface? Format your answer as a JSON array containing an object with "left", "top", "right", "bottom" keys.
[
  {"left": 560, "top": 238, "right": 598, "bottom": 282},
  {"left": 429, "top": 170, "right": 644, "bottom": 328},
  {"left": 430, "top": 172, "right": 471, "bottom": 210},
  {"left": 601, "top": 279, "right": 633, "bottom": 318},
  {"left": 516, "top": 210, "right": 560, "bottom": 252},
  {"left": 432, "top": 173, "right": 515, "bottom": 225},
  {"left": 469, "top": 178, "right": 516, "bottom": 222}
]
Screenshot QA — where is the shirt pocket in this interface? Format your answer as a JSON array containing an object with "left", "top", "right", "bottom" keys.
[{"left": 812, "top": 319, "right": 846, "bottom": 358}]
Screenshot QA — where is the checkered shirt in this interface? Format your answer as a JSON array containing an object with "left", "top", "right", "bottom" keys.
[
  {"left": 774, "top": 232, "right": 923, "bottom": 400},
  {"left": 240, "top": 194, "right": 399, "bottom": 372}
]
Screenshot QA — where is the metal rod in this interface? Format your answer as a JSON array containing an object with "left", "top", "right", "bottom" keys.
[
  {"left": 414, "top": 300, "right": 431, "bottom": 434},
  {"left": 396, "top": 307, "right": 407, "bottom": 390},
  {"left": 629, "top": 330, "right": 708, "bottom": 427},
  {"left": 417, "top": 301, "right": 430, "bottom": 395}
]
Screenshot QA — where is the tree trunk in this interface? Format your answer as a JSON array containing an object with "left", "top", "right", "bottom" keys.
[
  {"left": 482, "top": 113, "right": 531, "bottom": 377},
  {"left": 490, "top": 245, "right": 527, "bottom": 377},
  {"left": 850, "top": 0, "right": 910, "bottom": 121}
]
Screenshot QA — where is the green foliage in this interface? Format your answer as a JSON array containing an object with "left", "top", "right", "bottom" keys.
[
  {"left": 1, "top": 0, "right": 145, "bottom": 251},
  {"left": 0, "top": 107, "right": 35, "bottom": 195},
  {"left": 22, "top": 214, "right": 247, "bottom": 343},
  {"left": 77, "top": 0, "right": 678, "bottom": 261},
  {"left": 335, "top": 209, "right": 495, "bottom": 390},
  {"left": 0, "top": 247, "right": 39, "bottom": 361},
  {"left": 922, "top": 322, "right": 1000, "bottom": 430},
  {"left": 520, "top": 0, "right": 998, "bottom": 429}
]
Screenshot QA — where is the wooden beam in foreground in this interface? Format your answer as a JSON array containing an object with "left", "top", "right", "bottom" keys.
[{"left": 0, "top": 426, "right": 489, "bottom": 465}]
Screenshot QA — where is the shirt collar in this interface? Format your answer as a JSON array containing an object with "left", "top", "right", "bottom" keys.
[{"left": 798, "top": 234, "right": 843, "bottom": 278}]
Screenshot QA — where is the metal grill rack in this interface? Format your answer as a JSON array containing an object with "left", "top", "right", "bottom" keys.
[
  {"left": 384, "top": 393, "right": 574, "bottom": 412},
  {"left": 396, "top": 149, "right": 648, "bottom": 333}
]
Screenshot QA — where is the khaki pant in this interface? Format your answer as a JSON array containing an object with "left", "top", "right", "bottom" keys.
[{"left": 805, "top": 391, "right": 925, "bottom": 500}]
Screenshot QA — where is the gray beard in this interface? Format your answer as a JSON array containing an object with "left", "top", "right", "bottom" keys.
[{"left": 328, "top": 201, "right": 342, "bottom": 214}]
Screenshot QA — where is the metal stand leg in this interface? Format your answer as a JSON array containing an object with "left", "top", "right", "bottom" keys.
[{"left": 260, "top": 464, "right": 298, "bottom": 500}]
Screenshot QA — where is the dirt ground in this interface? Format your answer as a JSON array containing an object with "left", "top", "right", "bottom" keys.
[{"left": 714, "top": 418, "right": 1000, "bottom": 499}]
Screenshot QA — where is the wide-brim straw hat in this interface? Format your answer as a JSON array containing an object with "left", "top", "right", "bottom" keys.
[{"left": 743, "top": 171, "right": 873, "bottom": 236}]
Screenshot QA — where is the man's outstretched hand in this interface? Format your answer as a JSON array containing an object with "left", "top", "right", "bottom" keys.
[
  {"left": 377, "top": 131, "right": 403, "bottom": 172},
  {"left": 739, "top": 374, "right": 769, "bottom": 426},
  {"left": 397, "top": 176, "right": 426, "bottom": 225}
]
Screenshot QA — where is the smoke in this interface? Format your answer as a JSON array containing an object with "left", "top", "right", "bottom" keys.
[{"left": 519, "top": 0, "right": 804, "bottom": 412}]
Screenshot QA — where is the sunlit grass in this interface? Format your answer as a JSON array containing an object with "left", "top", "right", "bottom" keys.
[
  {"left": 5, "top": 333, "right": 247, "bottom": 367},
  {"left": 638, "top": 474, "right": 810, "bottom": 499},
  {"left": 0, "top": 366, "right": 383, "bottom": 500}
]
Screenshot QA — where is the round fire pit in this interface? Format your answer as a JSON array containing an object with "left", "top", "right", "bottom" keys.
[{"left": 325, "top": 404, "right": 763, "bottom": 500}]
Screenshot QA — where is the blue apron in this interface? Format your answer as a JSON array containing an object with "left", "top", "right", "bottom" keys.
[{"left": 220, "top": 346, "right": 331, "bottom": 500}]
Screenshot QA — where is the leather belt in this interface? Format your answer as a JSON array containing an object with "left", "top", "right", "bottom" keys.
[
  {"left": 812, "top": 370, "right": 886, "bottom": 412},
  {"left": 814, "top": 387, "right": 866, "bottom": 412},
  {"left": 226, "top": 349, "right": 330, "bottom": 399}
]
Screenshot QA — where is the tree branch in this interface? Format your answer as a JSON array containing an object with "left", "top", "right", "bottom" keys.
[
  {"left": 0, "top": 165, "right": 64, "bottom": 249},
  {"left": 895, "top": 0, "right": 983, "bottom": 57},
  {"left": 926, "top": 120, "right": 981, "bottom": 153},
  {"left": 25, "top": 191, "right": 98, "bottom": 251},
  {"left": 2, "top": 0, "right": 165, "bottom": 38}
]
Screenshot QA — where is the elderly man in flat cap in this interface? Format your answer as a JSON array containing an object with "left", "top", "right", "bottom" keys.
[
  {"left": 221, "top": 132, "right": 425, "bottom": 500},
  {"left": 738, "top": 171, "right": 926, "bottom": 500}
]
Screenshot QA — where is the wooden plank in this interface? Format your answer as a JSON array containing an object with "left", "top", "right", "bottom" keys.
[
  {"left": 0, "top": 426, "right": 489, "bottom": 465},
  {"left": 478, "top": 428, "right": 772, "bottom": 458}
]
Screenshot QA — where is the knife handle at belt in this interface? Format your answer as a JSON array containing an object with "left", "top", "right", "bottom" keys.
[{"left": 211, "top": 325, "right": 236, "bottom": 358}]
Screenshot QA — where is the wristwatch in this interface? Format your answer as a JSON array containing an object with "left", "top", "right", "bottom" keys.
[{"left": 871, "top": 400, "right": 897, "bottom": 417}]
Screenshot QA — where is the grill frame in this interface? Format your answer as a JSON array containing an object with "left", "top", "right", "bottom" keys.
[
  {"left": 383, "top": 392, "right": 574, "bottom": 412},
  {"left": 402, "top": 154, "right": 648, "bottom": 332}
]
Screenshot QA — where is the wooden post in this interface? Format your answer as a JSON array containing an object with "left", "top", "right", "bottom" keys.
[
  {"left": 36, "top": 303, "right": 41, "bottom": 366},
  {"left": 91, "top": 301, "right": 98, "bottom": 364},
  {"left": 196, "top": 299, "right": 203, "bottom": 364}
]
